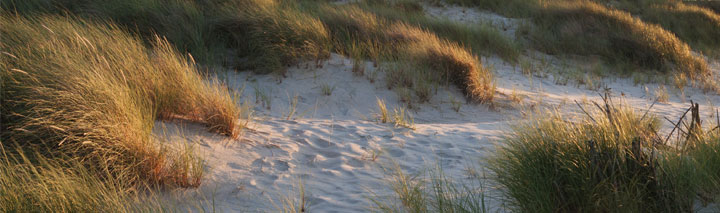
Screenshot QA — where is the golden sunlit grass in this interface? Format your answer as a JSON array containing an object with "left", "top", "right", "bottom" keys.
[
  {"left": 531, "top": 1, "right": 708, "bottom": 77},
  {"left": 1, "top": 15, "right": 241, "bottom": 192},
  {"left": 640, "top": 1, "right": 720, "bottom": 57},
  {"left": 446, "top": 0, "right": 718, "bottom": 92},
  {"left": 0, "top": 146, "right": 167, "bottom": 212},
  {"left": 359, "top": 0, "right": 521, "bottom": 62},
  {"left": 4, "top": 0, "right": 499, "bottom": 104},
  {"left": 386, "top": 23, "right": 495, "bottom": 103},
  {"left": 315, "top": 4, "right": 496, "bottom": 103}
]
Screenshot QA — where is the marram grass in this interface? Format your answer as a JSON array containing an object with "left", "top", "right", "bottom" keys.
[
  {"left": 490, "top": 98, "right": 720, "bottom": 212},
  {"left": 1, "top": 15, "right": 241, "bottom": 187}
]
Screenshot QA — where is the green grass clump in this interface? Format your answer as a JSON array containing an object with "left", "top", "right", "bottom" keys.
[
  {"left": 1, "top": 15, "right": 240, "bottom": 187},
  {"left": 491, "top": 102, "right": 691, "bottom": 212},
  {"left": 359, "top": 0, "right": 521, "bottom": 62},
  {"left": 490, "top": 96, "right": 720, "bottom": 212},
  {"left": 638, "top": 2, "right": 720, "bottom": 57},
  {"left": 315, "top": 4, "right": 496, "bottom": 103},
  {"left": 531, "top": 1, "right": 707, "bottom": 77},
  {"left": 218, "top": 0, "right": 331, "bottom": 74},
  {"left": 386, "top": 23, "right": 495, "bottom": 103},
  {"left": 1, "top": 0, "right": 225, "bottom": 66}
]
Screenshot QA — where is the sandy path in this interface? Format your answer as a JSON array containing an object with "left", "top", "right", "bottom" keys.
[{"left": 155, "top": 5, "right": 720, "bottom": 212}]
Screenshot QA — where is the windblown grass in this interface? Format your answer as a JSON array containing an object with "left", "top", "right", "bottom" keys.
[
  {"left": 634, "top": 1, "right": 720, "bottom": 57},
  {"left": 1, "top": 0, "right": 225, "bottom": 66},
  {"left": 0, "top": 146, "right": 163, "bottom": 212},
  {"left": 359, "top": 0, "right": 521, "bottom": 62},
  {"left": 446, "top": 0, "right": 716, "bottom": 91},
  {"left": 490, "top": 94, "right": 720, "bottom": 212},
  {"left": 531, "top": 1, "right": 708, "bottom": 77},
  {"left": 1, "top": 15, "right": 240, "bottom": 188},
  {"left": 3, "top": 0, "right": 499, "bottom": 103},
  {"left": 386, "top": 23, "right": 495, "bottom": 103},
  {"left": 217, "top": 0, "right": 331, "bottom": 74},
  {"left": 315, "top": 4, "right": 496, "bottom": 103},
  {"left": 0, "top": 142, "right": 211, "bottom": 212}
]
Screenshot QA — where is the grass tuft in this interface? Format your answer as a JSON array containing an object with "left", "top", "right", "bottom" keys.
[
  {"left": 530, "top": 1, "right": 708, "bottom": 78},
  {"left": 1, "top": 15, "right": 240, "bottom": 187},
  {"left": 490, "top": 94, "right": 720, "bottom": 212},
  {"left": 218, "top": 0, "right": 331, "bottom": 74},
  {"left": 386, "top": 23, "right": 495, "bottom": 103}
]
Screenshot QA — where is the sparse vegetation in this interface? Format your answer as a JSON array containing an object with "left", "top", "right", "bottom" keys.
[
  {"left": 375, "top": 98, "right": 415, "bottom": 129},
  {"left": 320, "top": 83, "right": 335, "bottom": 96},
  {"left": 284, "top": 94, "right": 300, "bottom": 120},
  {"left": 654, "top": 85, "right": 670, "bottom": 103},
  {"left": 377, "top": 98, "right": 390, "bottom": 123},
  {"left": 392, "top": 106, "right": 415, "bottom": 130},
  {"left": 274, "top": 179, "right": 309, "bottom": 213},
  {"left": 449, "top": 95, "right": 463, "bottom": 112},
  {"left": 370, "top": 164, "right": 489, "bottom": 213}
]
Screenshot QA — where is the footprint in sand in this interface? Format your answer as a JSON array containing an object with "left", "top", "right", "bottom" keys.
[
  {"left": 331, "top": 124, "right": 346, "bottom": 131},
  {"left": 437, "top": 150, "right": 462, "bottom": 160},
  {"left": 293, "top": 137, "right": 310, "bottom": 145},
  {"left": 278, "top": 120, "right": 298, "bottom": 124},
  {"left": 312, "top": 138, "right": 336, "bottom": 149},
  {"left": 385, "top": 147, "right": 405, "bottom": 158},
  {"left": 318, "top": 150, "right": 341, "bottom": 158},
  {"left": 251, "top": 158, "right": 271, "bottom": 169},
  {"left": 273, "top": 160, "right": 290, "bottom": 171},
  {"left": 289, "top": 129, "right": 305, "bottom": 136},
  {"left": 227, "top": 162, "right": 244, "bottom": 170},
  {"left": 417, "top": 139, "right": 430, "bottom": 145},
  {"left": 345, "top": 157, "right": 364, "bottom": 168}
]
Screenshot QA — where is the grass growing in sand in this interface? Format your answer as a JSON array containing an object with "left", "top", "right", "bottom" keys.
[
  {"left": 1, "top": 15, "right": 242, "bottom": 208},
  {"left": 370, "top": 164, "right": 489, "bottom": 213},
  {"left": 446, "top": 0, "right": 718, "bottom": 91},
  {"left": 530, "top": 1, "right": 708, "bottom": 78},
  {"left": 3, "top": 0, "right": 501, "bottom": 103},
  {"left": 314, "top": 3, "right": 496, "bottom": 103},
  {"left": 491, "top": 94, "right": 720, "bottom": 212},
  {"left": 376, "top": 99, "right": 416, "bottom": 130}
]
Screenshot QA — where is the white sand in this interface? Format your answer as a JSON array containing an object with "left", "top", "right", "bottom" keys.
[{"left": 155, "top": 6, "right": 720, "bottom": 212}]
